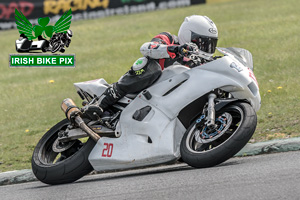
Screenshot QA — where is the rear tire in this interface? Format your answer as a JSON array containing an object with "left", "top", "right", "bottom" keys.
[
  {"left": 180, "top": 102, "right": 257, "bottom": 168},
  {"left": 31, "top": 119, "right": 95, "bottom": 185}
]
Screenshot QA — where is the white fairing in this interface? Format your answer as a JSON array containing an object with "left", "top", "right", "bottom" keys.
[
  {"left": 89, "top": 106, "right": 186, "bottom": 171},
  {"left": 85, "top": 48, "right": 261, "bottom": 171},
  {"left": 74, "top": 78, "right": 109, "bottom": 99}
]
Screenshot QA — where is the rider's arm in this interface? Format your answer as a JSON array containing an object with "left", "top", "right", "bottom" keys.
[
  {"left": 140, "top": 32, "right": 179, "bottom": 59},
  {"left": 140, "top": 42, "right": 177, "bottom": 59}
]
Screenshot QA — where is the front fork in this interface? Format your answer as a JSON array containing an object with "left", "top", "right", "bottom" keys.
[{"left": 206, "top": 93, "right": 217, "bottom": 130}]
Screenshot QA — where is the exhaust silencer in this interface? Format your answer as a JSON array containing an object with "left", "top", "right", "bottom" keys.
[{"left": 61, "top": 98, "right": 82, "bottom": 120}]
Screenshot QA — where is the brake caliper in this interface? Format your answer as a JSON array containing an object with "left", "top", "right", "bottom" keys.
[
  {"left": 195, "top": 114, "right": 228, "bottom": 141},
  {"left": 195, "top": 115, "right": 206, "bottom": 128},
  {"left": 201, "top": 116, "right": 228, "bottom": 139}
]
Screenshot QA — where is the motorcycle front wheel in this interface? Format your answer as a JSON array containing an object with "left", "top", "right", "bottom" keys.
[
  {"left": 32, "top": 119, "right": 95, "bottom": 185},
  {"left": 180, "top": 102, "right": 257, "bottom": 168}
]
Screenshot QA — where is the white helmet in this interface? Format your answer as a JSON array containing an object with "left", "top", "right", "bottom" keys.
[{"left": 178, "top": 15, "right": 218, "bottom": 57}]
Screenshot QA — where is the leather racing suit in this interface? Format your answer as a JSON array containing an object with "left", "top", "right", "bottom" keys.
[{"left": 98, "top": 32, "right": 202, "bottom": 109}]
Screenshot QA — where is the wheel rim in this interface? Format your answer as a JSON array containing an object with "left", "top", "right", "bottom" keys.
[
  {"left": 185, "top": 105, "right": 244, "bottom": 154},
  {"left": 37, "top": 122, "right": 86, "bottom": 166}
]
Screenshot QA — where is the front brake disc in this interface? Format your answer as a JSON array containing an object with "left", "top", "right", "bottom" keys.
[{"left": 195, "top": 112, "right": 232, "bottom": 144}]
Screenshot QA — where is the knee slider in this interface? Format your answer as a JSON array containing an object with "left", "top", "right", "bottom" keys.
[{"left": 132, "top": 57, "right": 148, "bottom": 76}]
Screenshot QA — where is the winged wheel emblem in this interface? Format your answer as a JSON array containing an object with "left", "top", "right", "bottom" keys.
[{"left": 15, "top": 9, "right": 73, "bottom": 53}]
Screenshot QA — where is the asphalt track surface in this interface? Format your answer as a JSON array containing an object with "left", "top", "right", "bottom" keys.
[{"left": 1, "top": 151, "right": 300, "bottom": 200}]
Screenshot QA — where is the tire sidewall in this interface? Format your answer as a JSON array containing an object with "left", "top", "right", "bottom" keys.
[
  {"left": 31, "top": 119, "right": 95, "bottom": 184},
  {"left": 180, "top": 102, "right": 257, "bottom": 168}
]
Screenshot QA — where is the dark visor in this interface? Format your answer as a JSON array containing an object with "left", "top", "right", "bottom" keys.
[{"left": 191, "top": 32, "right": 218, "bottom": 54}]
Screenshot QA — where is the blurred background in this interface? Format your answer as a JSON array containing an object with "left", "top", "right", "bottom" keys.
[{"left": 0, "top": 0, "right": 299, "bottom": 172}]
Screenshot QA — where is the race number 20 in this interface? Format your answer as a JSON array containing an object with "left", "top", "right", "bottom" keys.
[{"left": 102, "top": 143, "right": 113, "bottom": 157}]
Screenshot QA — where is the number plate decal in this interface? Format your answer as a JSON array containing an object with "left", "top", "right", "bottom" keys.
[{"left": 102, "top": 143, "right": 114, "bottom": 157}]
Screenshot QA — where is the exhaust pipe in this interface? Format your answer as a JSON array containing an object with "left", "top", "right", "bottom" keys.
[{"left": 61, "top": 98, "right": 101, "bottom": 142}]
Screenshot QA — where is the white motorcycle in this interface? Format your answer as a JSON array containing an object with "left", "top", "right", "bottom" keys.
[{"left": 32, "top": 47, "right": 261, "bottom": 185}]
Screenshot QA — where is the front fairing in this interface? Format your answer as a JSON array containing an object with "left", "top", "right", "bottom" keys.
[
  {"left": 217, "top": 47, "right": 254, "bottom": 71},
  {"left": 193, "top": 49, "right": 261, "bottom": 111},
  {"left": 144, "top": 53, "right": 261, "bottom": 118}
]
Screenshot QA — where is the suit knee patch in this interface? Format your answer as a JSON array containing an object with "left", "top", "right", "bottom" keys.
[
  {"left": 132, "top": 57, "right": 148, "bottom": 75},
  {"left": 133, "top": 57, "right": 148, "bottom": 71}
]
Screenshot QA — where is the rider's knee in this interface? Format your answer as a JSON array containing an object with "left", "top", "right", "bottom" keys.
[{"left": 132, "top": 57, "right": 148, "bottom": 76}]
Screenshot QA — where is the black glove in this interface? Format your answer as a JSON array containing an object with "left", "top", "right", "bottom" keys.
[
  {"left": 178, "top": 43, "right": 196, "bottom": 57},
  {"left": 167, "top": 43, "right": 198, "bottom": 57}
]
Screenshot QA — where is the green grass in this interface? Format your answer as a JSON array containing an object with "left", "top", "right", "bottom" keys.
[{"left": 0, "top": 0, "right": 299, "bottom": 172}]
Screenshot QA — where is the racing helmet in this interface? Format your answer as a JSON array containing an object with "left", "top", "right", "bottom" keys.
[{"left": 178, "top": 15, "right": 218, "bottom": 57}]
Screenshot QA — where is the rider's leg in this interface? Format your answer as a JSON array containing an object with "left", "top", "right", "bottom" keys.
[{"left": 98, "top": 57, "right": 162, "bottom": 109}]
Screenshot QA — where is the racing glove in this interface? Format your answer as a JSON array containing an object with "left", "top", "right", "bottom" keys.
[{"left": 167, "top": 43, "right": 198, "bottom": 57}]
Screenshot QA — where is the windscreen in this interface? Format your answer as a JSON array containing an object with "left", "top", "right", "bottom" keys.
[{"left": 217, "top": 47, "right": 254, "bottom": 71}]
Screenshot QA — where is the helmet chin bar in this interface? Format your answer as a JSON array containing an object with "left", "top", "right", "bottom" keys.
[{"left": 191, "top": 32, "right": 218, "bottom": 55}]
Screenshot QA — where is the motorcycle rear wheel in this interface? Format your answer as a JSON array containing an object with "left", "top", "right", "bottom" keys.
[
  {"left": 180, "top": 102, "right": 257, "bottom": 168},
  {"left": 32, "top": 119, "right": 95, "bottom": 185}
]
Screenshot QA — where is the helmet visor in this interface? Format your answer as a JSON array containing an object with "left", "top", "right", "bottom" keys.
[{"left": 191, "top": 32, "right": 218, "bottom": 54}]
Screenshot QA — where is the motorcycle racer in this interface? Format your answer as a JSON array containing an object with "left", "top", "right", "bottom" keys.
[
  {"left": 33, "top": 14, "right": 261, "bottom": 185},
  {"left": 88, "top": 15, "right": 219, "bottom": 114},
  {"left": 49, "top": 30, "right": 73, "bottom": 53}
]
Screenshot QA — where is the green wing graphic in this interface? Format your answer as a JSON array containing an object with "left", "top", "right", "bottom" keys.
[
  {"left": 54, "top": 9, "right": 72, "bottom": 34},
  {"left": 15, "top": 9, "right": 36, "bottom": 40}
]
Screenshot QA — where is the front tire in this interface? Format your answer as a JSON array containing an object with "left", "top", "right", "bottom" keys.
[
  {"left": 180, "top": 102, "right": 257, "bottom": 168},
  {"left": 32, "top": 119, "right": 95, "bottom": 185}
]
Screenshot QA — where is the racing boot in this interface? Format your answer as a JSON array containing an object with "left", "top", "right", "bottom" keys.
[
  {"left": 82, "top": 83, "right": 124, "bottom": 121},
  {"left": 98, "top": 83, "right": 125, "bottom": 110}
]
